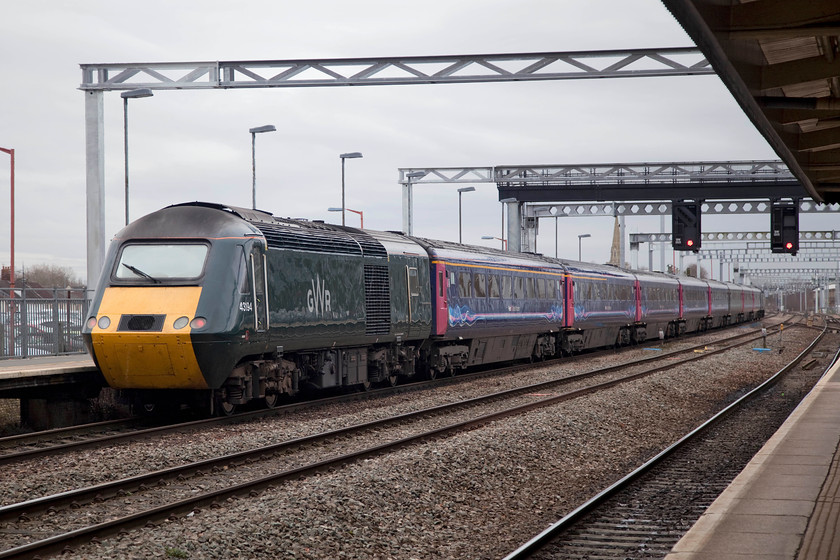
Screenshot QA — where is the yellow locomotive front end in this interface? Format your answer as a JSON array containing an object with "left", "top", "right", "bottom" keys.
[{"left": 87, "top": 285, "right": 209, "bottom": 389}]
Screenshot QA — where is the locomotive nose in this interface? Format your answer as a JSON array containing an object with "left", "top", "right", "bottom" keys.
[{"left": 87, "top": 286, "right": 210, "bottom": 389}]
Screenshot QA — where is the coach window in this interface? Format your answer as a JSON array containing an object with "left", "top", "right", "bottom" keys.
[
  {"left": 502, "top": 276, "right": 513, "bottom": 299},
  {"left": 536, "top": 278, "right": 546, "bottom": 299},
  {"left": 525, "top": 277, "right": 535, "bottom": 299},
  {"left": 488, "top": 275, "right": 500, "bottom": 298},
  {"left": 474, "top": 273, "right": 487, "bottom": 298},
  {"left": 514, "top": 276, "right": 525, "bottom": 299},
  {"left": 458, "top": 272, "right": 471, "bottom": 298},
  {"left": 407, "top": 267, "right": 420, "bottom": 296}
]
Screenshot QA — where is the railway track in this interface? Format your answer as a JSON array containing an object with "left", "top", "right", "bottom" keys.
[
  {"left": 0, "top": 319, "right": 804, "bottom": 559},
  {"left": 0, "top": 315, "right": 793, "bottom": 467},
  {"left": 503, "top": 322, "right": 838, "bottom": 560}
]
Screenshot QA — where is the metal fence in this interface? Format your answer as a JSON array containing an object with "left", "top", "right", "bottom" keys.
[{"left": 1, "top": 289, "right": 90, "bottom": 359}]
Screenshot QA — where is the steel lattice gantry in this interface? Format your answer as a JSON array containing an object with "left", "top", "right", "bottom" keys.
[
  {"left": 80, "top": 48, "right": 711, "bottom": 285},
  {"left": 398, "top": 161, "right": 840, "bottom": 260}
]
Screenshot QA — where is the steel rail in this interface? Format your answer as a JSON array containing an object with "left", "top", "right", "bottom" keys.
[
  {"left": 501, "top": 323, "right": 828, "bottom": 560},
  {"left": 0, "top": 321, "right": 786, "bottom": 523},
  {"left": 0, "top": 322, "right": 796, "bottom": 559},
  {"left": 0, "top": 316, "right": 785, "bottom": 466}
]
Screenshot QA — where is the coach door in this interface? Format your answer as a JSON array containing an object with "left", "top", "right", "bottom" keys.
[
  {"left": 432, "top": 262, "right": 448, "bottom": 336},
  {"left": 250, "top": 248, "right": 269, "bottom": 332},
  {"left": 406, "top": 265, "right": 422, "bottom": 338}
]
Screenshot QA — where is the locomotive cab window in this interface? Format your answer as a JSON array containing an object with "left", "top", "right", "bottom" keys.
[{"left": 115, "top": 243, "right": 208, "bottom": 282}]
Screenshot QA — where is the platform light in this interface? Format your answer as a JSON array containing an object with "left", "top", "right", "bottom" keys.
[
  {"left": 249, "top": 124, "right": 276, "bottom": 210},
  {"left": 339, "top": 152, "right": 363, "bottom": 226},
  {"left": 458, "top": 186, "right": 476, "bottom": 243},
  {"left": 121, "top": 89, "right": 154, "bottom": 225}
]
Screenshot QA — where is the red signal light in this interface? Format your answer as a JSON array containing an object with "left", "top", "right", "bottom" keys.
[
  {"left": 785, "top": 242, "right": 793, "bottom": 250},
  {"left": 686, "top": 239, "right": 694, "bottom": 247}
]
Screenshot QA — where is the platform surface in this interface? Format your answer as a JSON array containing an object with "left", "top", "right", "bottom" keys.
[
  {"left": 0, "top": 354, "right": 96, "bottom": 379},
  {"left": 666, "top": 355, "right": 840, "bottom": 560}
]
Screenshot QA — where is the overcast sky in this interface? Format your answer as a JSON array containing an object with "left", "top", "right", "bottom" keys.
[{"left": 0, "top": 0, "right": 802, "bottom": 285}]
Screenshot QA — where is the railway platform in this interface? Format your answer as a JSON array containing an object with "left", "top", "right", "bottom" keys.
[
  {"left": 0, "top": 354, "right": 106, "bottom": 429},
  {"left": 666, "top": 353, "right": 840, "bottom": 559}
]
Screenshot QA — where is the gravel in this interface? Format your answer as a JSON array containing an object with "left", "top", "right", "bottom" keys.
[{"left": 1, "top": 321, "right": 819, "bottom": 559}]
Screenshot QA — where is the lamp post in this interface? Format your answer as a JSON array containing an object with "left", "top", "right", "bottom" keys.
[
  {"left": 578, "top": 233, "right": 591, "bottom": 261},
  {"left": 404, "top": 171, "right": 425, "bottom": 236},
  {"left": 120, "top": 88, "right": 154, "bottom": 225},
  {"left": 0, "top": 147, "right": 13, "bottom": 354},
  {"left": 339, "top": 152, "right": 363, "bottom": 226},
  {"left": 457, "top": 186, "right": 476, "bottom": 243},
  {"left": 249, "top": 125, "right": 276, "bottom": 210},
  {"left": 481, "top": 235, "right": 507, "bottom": 250},
  {"left": 328, "top": 207, "right": 364, "bottom": 228}
]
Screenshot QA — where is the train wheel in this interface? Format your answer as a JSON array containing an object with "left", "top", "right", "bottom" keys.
[
  {"left": 140, "top": 402, "right": 157, "bottom": 415},
  {"left": 213, "top": 392, "right": 236, "bottom": 416},
  {"left": 264, "top": 393, "right": 279, "bottom": 409},
  {"left": 427, "top": 368, "right": 438, "bottom": 381},
  {"left": 359, "top": 380, "right": 372, "bottom": 391},
  {"left": 387, "top": 374, "right": 398, "bottom": 387}
]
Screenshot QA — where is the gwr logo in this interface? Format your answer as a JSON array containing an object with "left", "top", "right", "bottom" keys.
[{"left": 307, "top": 276, "right": 331, "bottom": 315}]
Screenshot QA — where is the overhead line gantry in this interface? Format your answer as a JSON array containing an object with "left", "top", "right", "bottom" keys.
[{"left": 80, "top": 47, "right": 711, "bottom": 285}]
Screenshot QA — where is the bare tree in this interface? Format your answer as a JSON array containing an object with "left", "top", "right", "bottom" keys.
[{"left": 22, "top": 264, "right": 84, "bottom": 288}]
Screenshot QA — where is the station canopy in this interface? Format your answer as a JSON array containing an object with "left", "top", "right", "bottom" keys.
[{"left": 662, "top": 1, "right": 840, "bottom": 203}]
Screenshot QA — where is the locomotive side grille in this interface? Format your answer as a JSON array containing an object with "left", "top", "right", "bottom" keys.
[
  {"left": 250, "top": 222, "right": 387, "bottom": 258},
  {"left": 118, "top": 314, "right": 166, "bottom": 332},
  {"left": 364, "top": 265, "right": 391, "bottom": 335},
  {"left": 344, "top": 231, "right": 388, "bottom": 258}
]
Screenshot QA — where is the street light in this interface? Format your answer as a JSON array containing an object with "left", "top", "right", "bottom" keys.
[
  {"left": 249, "top": 124, "right": 276, "bottom": 210},
  {"left": 481, "top": 235, "right": 507, "bottom": 250},
  {"left": 403, "top": 171, "right": 426, "bottom": 236},
  {"left": 120, "top": 88, "right": 154, "bottom": 225},
  {"left": 457, "top": 186, "right": 476, "bottom": 244},
  {"left": 339, "top": 152, "right": 363, "bottom": 226},
  {"left": 578, "top": 233, "right": 591, "bottom": 261},
  {"left": 328, "top": 207, "right": 364, "bottom": 228}
]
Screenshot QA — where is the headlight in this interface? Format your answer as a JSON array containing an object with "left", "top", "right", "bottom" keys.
[
  {"left": 97, "top": 316, "right": 111, "bottom": 329},
  {"left": 173, "top": 316, "right": 189, "bottom": 329}
]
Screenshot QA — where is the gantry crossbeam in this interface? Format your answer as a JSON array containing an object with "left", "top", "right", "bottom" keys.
[
  {"left": 629, "top": 231, "right": 840, "bottom": 244},
  {"left": 80, "top": 48, "right": 712, "bottom": 90},
  {"left": 528, "top": 199, "right": 840, "bottom": 218}
]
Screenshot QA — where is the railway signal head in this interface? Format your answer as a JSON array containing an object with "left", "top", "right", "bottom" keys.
[
  {"left": 770, "top": 201, "right": 798, "bottom": 256},
  {"left": 672, "top": 201, "right": 701, "bottom": 253}
]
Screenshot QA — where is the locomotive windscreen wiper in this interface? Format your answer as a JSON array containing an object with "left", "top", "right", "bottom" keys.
[{"left": 122, "top": 263, "right": 161, "bottom": 283}]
